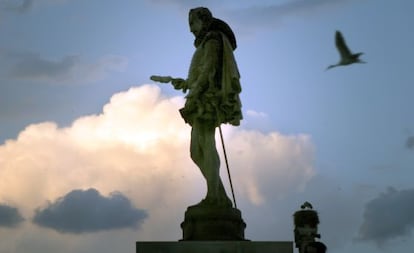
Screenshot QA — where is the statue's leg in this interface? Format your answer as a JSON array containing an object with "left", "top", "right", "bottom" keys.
[
  {"left": 190, "top": 124, "right": 210, "bottom": 201},
  {"left": 190, "top": 126, "right": 203, "bottom": 175},
  {"left": 190, "top": 121, "right": 221, "bottom": 204},
  {"left": 203, "top": 125, "right": 220, "bottom": 201}
]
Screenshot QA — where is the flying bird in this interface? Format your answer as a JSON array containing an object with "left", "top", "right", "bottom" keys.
[
  {"left": 301, "top": 201, "right": 313, "bottom": 209},
  {"left": 326, "top": 30, "right": 365, "bottom": 70}
]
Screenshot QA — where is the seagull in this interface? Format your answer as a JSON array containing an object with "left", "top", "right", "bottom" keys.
[
  {"left": 301, "top": 201, "right": 313, "bottom": 209},
  {"left": 326, "top": 30, "right": 365, "bottom": 70}
]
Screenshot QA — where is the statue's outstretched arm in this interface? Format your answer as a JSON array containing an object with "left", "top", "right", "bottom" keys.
[{"left": 150, "top": 75, "right": 188, "bottom": 92}]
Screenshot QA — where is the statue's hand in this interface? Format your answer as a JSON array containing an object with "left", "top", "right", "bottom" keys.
[
  {"left": 150, "top": 75, "right": 187, "bottom": 92},
  {"left": 171, "top": 78, "right": 187, "bottom": 92}
]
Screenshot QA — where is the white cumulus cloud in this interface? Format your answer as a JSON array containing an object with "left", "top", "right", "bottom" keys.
[{"left": 0, "top": 84, "right": 315, "bottom": 251}]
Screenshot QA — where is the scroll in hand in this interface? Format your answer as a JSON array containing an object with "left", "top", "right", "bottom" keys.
[{"left": 150, "top": 75, "right": 172, "bottom": 83}]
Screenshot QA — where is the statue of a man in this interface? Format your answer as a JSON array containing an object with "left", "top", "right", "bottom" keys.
[{"left": 151, "top": 7, "right": 242, "bottom": 207}]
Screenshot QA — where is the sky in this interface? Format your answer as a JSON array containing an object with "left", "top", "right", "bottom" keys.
[{"left": 0, "top": 0, "right": 413, "bottom": 252}]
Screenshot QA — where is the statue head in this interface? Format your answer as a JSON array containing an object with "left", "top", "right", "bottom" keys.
[
  {"left": 189, "top": 7, "right": 213, "bottom": 38},
  {"left": 189, "top": 7, "right": 237, "bottom": 50}
]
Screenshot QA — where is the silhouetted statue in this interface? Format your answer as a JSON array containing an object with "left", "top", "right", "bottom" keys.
[{"left": 151, "top": 7, "right": 242, "bottom": 208}]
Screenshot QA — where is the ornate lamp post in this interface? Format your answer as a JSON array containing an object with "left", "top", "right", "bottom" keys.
[{"left": 293, "top": 202, "right": 326, "bottom": 253}]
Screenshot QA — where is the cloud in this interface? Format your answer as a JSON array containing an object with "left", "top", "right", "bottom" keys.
[
  {"left": 148, "top": 0, "right": 221, "bottom": 9},
  {"left": 227, "top": 130, "right": 314, "bottom": 205},
  {"left": 242, "top": 109, "right": 273, "bottom": 132},
  {"left": 33, "top": 188, "right": 147, "bottom": 233},
  {"left": 245, "top": 109, "right": 268, "bottom": 118},
  {"left": 147, "top": 0, "right": 358, "bottom": 30},
  {"left": 6, "top": 52, "right": 128, "bottom": 84},
  {"left": 358, "top": 187, "right": 414, "bottom": 245},
  {"left": 241, "top": 174, "right": 371, "bottom": 250},
  {"left": 0, "top": 0, "right": 70, "bottom": 14},
  {"left": 0, "top": 204, "right": 24, "bottom": 227},
  {"left": 225, "top": 0, "right": 358, "bottom": 31},
  {"left": 0, "top": 84, "right": 314, "bottom": 240},
  {"left": 406, "top": 136, "right": 414, "bottom": 150},
  {"left": 0, "top": 0, "right": 33, "bottom": 13}
]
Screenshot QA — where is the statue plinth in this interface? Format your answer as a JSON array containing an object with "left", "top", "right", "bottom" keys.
[
  {"left": 180, "top": 204, "right": 246, "bottom": 241},
  {"left": 137, "top": 241, "right": 293, "bottom": 253}
]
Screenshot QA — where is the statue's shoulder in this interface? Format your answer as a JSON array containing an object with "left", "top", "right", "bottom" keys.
[{"left": 204, "top": 30, "right": 223, "bottom": 44}]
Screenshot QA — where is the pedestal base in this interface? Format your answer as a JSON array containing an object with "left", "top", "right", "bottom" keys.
[
  {"left": 180, "top": 205, "right": 246, "bottom": 241},
  {"left": 136, "top": 241, "right": 293, "bottom": 253}
]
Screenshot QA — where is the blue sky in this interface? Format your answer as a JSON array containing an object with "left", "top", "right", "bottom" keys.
[{"left": 1, "top": 1, "right": 414, "bottom": 253}]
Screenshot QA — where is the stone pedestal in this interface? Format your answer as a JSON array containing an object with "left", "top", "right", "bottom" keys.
[
  {"left": 136, "top": 241, "right": 293, "bottom": 253},
  {"left": 180, "top": 205, "right": 246, "bottom": 241}
]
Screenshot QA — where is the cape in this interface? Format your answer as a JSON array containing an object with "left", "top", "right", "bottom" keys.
[{"left": 179, "top": 30, "right": 242, "bottom": 127}]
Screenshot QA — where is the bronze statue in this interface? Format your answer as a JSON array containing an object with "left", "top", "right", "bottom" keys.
[{"left": 151, "top": 7, "right": 242, "bottom": 207}]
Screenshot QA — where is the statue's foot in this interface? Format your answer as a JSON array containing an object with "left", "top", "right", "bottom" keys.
[
  {"left": 217, "top": 194, "right": 233, "bottom": 208},
  {"left": 195, "top": 194, "right": 232, "bottom": 208},
  {"left": 220, "top": 195, "right": 233, "bottom": 208}
]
